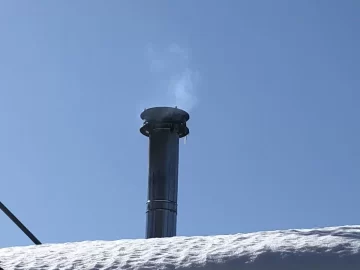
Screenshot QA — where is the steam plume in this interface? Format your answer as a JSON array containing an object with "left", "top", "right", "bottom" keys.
[{"left": 145, "top": 44, "right": 199, "bottom": 112}]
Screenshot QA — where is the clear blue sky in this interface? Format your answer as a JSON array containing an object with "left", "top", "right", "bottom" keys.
[{"left": 1, "top": 1, "right": 359, "bottom": 248}]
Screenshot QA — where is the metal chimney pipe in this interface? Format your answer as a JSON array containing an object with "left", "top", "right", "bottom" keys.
[{"left": 140, "top": 107, "right": 189, "bottom": 239}]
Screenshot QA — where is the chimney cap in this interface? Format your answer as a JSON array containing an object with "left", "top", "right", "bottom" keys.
[{"left": 141, "top": 107, "right": 190, "bottom": 123}]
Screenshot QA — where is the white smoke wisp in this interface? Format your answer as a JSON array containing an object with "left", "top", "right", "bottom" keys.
[
  {"left": 169, "top": 68, "right": 199, "bottom": 112},
  {"left": 146, "top": 44, "right": 200, "bottom": 112}
]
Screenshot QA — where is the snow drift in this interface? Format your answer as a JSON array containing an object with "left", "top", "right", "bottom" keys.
[{"left": 1, "top": 225, "right": 360, "bottom": 270}]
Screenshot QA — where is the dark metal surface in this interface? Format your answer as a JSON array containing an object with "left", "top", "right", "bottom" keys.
[
  {"left": 140, "top": 106, "right": 189, "bottom": 122},
  {"left": 146, "top": 130, "right": 179, "bottom": 238},
  {"left": 0, "top": 201, "right": 42, "bottom": 245},
  {"left": 140, "top": 107, "right": 189, "bottom": 138},
  {"left": 140, "top": 107, "right": 189, "bottom": 239}
]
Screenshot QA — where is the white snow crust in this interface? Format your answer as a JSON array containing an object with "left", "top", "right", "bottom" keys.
[{"left": 1, "top": 225, "right": 360, "bottom": 270}]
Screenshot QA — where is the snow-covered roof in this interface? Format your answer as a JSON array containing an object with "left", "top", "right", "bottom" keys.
[{"left": 1, "top": 225, "right": 360, "bottom": 270}]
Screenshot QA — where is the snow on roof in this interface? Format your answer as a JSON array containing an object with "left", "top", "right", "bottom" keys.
[{"left": 1, "top": 225, "right": 360, "bottom": 270}]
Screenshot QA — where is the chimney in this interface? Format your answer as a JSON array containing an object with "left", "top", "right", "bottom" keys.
[{"left": 140, "top": 106, "right": 189, "bottom": 239}]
